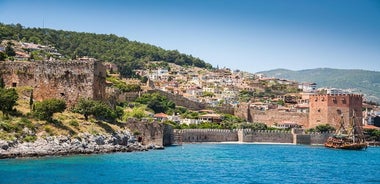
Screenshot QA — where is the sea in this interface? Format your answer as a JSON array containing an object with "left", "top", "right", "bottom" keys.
[{"left": 0, "top": 143, "right": 379, "bottom": 184}]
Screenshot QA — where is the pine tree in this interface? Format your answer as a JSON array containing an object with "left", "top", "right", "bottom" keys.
[{"left": 0, "top": 77, "right": 4, "bottom": 88}]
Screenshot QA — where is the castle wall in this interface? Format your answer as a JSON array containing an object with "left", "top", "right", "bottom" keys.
[
  {"left": 234, "top": 104, "right": 309, "bottom": 128},
  {"left": 0, "top": 60, "right": 106, "bottom": 106},
  {"left": 125, "top": 119, "right": 165, "bottom": 147},
  {"left": 148, "top": 89, "right": 207, "bottom": 110},
  {"left": 179, "top": 129, "right": 238, "bottom": 142},
  {"left": 171, "top": 129, "right": 331, "bottom": 145},
  {"left": 241, "top": 129, "right": 293, "bottom": 143}
]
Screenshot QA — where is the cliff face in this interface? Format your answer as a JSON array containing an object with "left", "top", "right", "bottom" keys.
[{"left": 0, "top": 60, "right": 106, "bottom": 106}]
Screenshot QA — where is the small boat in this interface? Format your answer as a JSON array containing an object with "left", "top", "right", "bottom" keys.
[{"left": 324, "top": 113, "right": 367, "bottom": 150}]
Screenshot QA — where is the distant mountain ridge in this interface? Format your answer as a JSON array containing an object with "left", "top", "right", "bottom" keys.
[{"left": 257, "top": 68, "right": 380, "bottom": 103}]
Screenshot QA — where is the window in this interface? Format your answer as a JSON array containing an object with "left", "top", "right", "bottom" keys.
[
  {"left": 337, "top": 109, "right": 342, "bottom": 114},
  {"left": 12, "top": 82, "right": 17, "bottom": 87}
]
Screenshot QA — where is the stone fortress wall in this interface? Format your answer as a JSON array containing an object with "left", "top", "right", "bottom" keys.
[
  {"left": 0, "top": 60, "right": 106, "bottom": 106},
  {"left": 169, "top": 129, "right": 332, "bottom": 145},
  {"left": 234, "top": 103, "right": 309, "bottom": 128}
]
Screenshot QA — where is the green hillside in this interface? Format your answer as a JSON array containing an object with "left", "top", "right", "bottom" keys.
[
  {"left": 258, "top": 68, "right": 380, "bottom": 103},
  {"left": 0, "top": 23, "right": 212, "bottom": 76}
]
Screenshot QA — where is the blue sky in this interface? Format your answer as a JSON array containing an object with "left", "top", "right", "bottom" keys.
[{"left": 1, "top": 0, "right": 379, "bottom": 72}]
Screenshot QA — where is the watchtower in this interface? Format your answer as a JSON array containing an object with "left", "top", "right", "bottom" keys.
[{"left": 309, "top": 94, "right": 362, "bottom": 128}]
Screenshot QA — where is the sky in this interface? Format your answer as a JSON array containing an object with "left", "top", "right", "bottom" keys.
[{"left": 1, "top": 0, "right": 380, "bottom": 73}]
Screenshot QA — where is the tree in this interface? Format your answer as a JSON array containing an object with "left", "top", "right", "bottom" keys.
[
  {"left": 72, "top": 98, "right": 95, "bottom": 120},
  {"left": 135, "top": 92, "right": 176, "bottom": 113},
  {"left": 0, "top": 77, "right": 4, "bottom": 88},
  {"left": 0, "top": 52, "right": 6, "bottom": 61},
  {"left": 0, "top": 88, "right": 18, "bottom": 117},
  {"left": 29, "top": 90, "right": 34, "bottom": 110},
  {"left": 5, "top": 41, "right": 16, "bottom": 57},
  {"left": 315, "top": 124, "right": 336, "bottom": 133},
  {"left": 72, "top": 98, "right": 116, "bottom": 122},
  {"left": 33, "top": 99, "right": 66, "bottom": 121}
]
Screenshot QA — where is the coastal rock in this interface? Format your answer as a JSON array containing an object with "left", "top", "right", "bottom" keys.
[{"left": 0, "top": 130, "right": 157, "bottom": 159}]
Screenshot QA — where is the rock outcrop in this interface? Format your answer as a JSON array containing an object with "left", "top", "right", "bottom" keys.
[{"left": 0, "top": 130, "right": 159, "bottom": 159}]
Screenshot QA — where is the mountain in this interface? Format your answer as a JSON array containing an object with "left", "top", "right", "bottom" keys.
[
  {"left": 0, "top": 23, "right": 212, "bottom": 77},
  {"left": 258, "top": 68, "right": 380, "bottom": 104}
]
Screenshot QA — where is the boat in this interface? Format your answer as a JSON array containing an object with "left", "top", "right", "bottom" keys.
[{"left": 324, "top": 112, "right": 368, "bottom": 150}]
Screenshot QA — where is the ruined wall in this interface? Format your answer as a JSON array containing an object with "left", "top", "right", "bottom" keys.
[
  {"left": 309, "top": 94, "right": 362, "bottom": 129},
  {"left": 241, "top": 129, "right": 293, "bottom": 143},
  {"left": 0, "top": 60, "right": 106, "bottom": 106},
  {"left": 0, "top": 61, "right": 35, "bottom": 87}
]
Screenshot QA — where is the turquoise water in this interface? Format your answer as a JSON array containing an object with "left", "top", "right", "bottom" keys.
[{"left": 0, "top": 144, "right": 379, "bottom": 184}]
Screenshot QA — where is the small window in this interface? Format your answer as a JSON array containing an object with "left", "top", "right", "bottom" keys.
[
  {"left": 317, "top": 109, "right": 321, "bottom": 112},
  {"left": 315, "top": 97, "right": 318, "bottom": 102},
  {"left": 12, "top": 82, "right": 17, "bottom": 87},
  {"left": 60, "top": 93, "right": 65, "bottom": 97},
  {"left": 337, "top": 109, "right": 342, "bottom": 114}
]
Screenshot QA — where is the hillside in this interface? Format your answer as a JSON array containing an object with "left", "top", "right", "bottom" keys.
[
  {"left": 0, "top": 23, "right": 212, "bottom": 76},
  {"left": 258, "top": 68, "right": 380, "bottom": 103}
]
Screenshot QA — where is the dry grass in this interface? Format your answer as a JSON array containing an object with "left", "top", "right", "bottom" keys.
[{"left": 0, "top": 91, "right": 128, "bottom": 140}]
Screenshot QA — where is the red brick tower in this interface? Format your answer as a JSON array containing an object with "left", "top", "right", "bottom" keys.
[{"left": 309, "top": 94, "right": 362, "bottom": 128}]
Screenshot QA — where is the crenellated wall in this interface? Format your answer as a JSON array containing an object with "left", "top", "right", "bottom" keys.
[
  {"left": 0, "top": 60, "right": 106, "bottom": 106},
  {"left": 169, "top": 129, "right": 331, "bottom": 145}
]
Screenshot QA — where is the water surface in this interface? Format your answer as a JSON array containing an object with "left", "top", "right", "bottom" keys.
[{"left": 1, "top": 144, "right": 379, "bottom": 184}]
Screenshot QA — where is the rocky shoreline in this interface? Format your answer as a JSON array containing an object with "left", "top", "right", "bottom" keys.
[{"left": 0, "top": 131, "right": 163, "bottom": 159}]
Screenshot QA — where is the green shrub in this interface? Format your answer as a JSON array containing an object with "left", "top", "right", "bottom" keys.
[
  {"left": 33, "top": 99, "right": 66, "bottom": 121},
  {"left": 23, "top": 135, "right": 37, "bottom": 142},
  {"left": 69, "top": 120, "right": 79, "bottom": 127}
]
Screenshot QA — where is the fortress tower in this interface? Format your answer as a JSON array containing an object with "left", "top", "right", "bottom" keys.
[
  {"left": 309, "top": 94, "right": 362, "bottom": 129},
  {"left": 0, "top": 60, "right": 106, "bottom": 106}
]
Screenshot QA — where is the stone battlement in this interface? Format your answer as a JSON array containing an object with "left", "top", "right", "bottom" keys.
[
  {"left": 169, "top": 129, "right": 329, "bottom": 144},
  {"left": 310, "top": 94, "right": 362, "bottom": 97}
]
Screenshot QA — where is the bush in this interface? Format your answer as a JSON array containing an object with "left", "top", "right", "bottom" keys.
[
  {"left": 33, "top": 99, "right": 66, "bottom": 121},
  {"left": 72, "top": 98, "right": 116, "bottom": 122},
  {"left": 69, "top": 120, "right": 79, "bottom": 127},
  {"left": 23, "top": 135, "right": 37, "bottom": 142}
]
